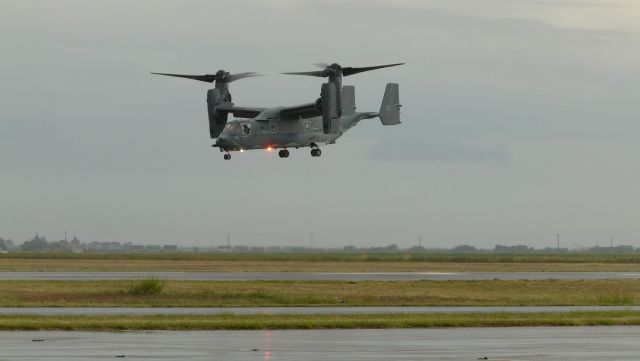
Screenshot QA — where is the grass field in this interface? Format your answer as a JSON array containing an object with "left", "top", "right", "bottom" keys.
[
  {"left": 2, "top": 252, "right": 640, "bottom": 272},
  {"left": 0, "top": 279, "right": 638, "bottom": 307},
  {"left": 1, "top": 311, "right": 639, "bottom": 330}
]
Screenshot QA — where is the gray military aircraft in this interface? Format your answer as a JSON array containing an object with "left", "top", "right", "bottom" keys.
[{"left": 152, "top": 63, "right": 403, "bottom": 160}]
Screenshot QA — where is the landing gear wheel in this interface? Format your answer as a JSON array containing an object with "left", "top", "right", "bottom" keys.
[
  {"left": 223, "top": 153, "right": 231, "bottom": 160},
  {"left": 279, "top": 149, "right": 290, "bottom": 158},
  {"left": 311, "top": 148, "right": 321, "bottom": 157}
]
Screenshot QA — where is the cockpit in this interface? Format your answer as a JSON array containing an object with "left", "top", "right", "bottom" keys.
[
  {"left": 223, "top": 122, "right": 241, "bottom": 135},
  {"left": 223, "top": 121, "right": 252, "bottom": 136}
]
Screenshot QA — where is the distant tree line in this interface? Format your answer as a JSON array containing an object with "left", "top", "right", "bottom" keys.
[
  {"left": 342, "top": 243, "right": 640, "bottom": 254},
  {"left": 1, "top": 234, "right": 640, "bottom": 254},
  {"left": 0, "top": 238, "right": 14, "bottom": 251},
  {"left": 1, "top": 234, "right": 82, "bottom": 253},
  {"left": 19, "top": 234, "right": 82, "bottom": 252}
]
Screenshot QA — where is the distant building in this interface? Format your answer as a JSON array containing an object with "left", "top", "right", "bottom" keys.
[
  {"left": 163, "top": 245, "right": 178, "bottom": 252},
  {"left": 86, "top": 241, "right": 123, "bottom": 252},
  {"left": 145, "top": 245, "right": 162, "bottom": 252},
  {"left": 70, "top": 237, "right": 83, "bottom": 253}
]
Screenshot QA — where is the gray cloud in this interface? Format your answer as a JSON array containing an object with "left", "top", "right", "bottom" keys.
[
  {"left": 369, "top": 139, "right": 509, "bottom": 164},
  {"left": 1, "top": 0, "right": 639, "bottom": 248}
]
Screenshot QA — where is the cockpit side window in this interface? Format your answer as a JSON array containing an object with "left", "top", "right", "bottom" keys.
[{"left": 241, "top": 123, "right": 251, "bottom": 136}]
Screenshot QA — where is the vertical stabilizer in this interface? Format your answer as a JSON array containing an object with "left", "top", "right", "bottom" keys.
[
  {"left": 342, "top": 86, "right": 356, "bottom": 116},
  {"left": 379, "top": 83, "right": 401, "bottom": 125}
]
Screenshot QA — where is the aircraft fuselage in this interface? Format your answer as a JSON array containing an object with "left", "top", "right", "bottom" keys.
[{"left": 215, "top": 112, "right": 369, "bottom": 152}]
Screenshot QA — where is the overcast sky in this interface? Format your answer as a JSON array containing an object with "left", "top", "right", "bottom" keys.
[{"left": 1, "top": 0, "right": 639, "bottom": 248}]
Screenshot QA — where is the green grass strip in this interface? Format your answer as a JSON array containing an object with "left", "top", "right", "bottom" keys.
[
  {"left": 1, "top": 279, "right": 639, "bottom": 307},
  {"left": 1, "top": 311, "right": 640, "bottom": 330}
]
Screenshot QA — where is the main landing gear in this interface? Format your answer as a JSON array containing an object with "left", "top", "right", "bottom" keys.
[
  {"left": 310, "top": 143, "right": 322, "bottom": 157},
  {"left": 278, "top": 149, "right": 290, "bottom": 158},
  {"left": 223, "top": 153, "right": 231, "bottom": 160}
]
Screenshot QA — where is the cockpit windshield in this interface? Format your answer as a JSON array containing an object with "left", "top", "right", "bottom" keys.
[{"left": 223, "top": 122, "right": 241, "bottom": 135}]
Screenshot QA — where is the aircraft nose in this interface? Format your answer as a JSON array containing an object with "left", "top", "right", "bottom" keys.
[{"left": 216, "top": 135, "right": 234, "bottom": 148}]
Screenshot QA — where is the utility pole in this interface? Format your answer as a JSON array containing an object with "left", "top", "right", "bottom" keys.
[
  {"left": 418, "top": 235, "right": 423, "bottom": 248},
  {"left": 611, "top": 235, "right": 613, "bottom": 249},
  {"left": 64, "top": 230, "right": 68, "bottom": 242},
  {"left": 309, "top": 232, "right": 314, "bottom": 249},
  {"left": 226, "top": 233, "right": 231, "bottom": 252},
  {"left": 556, "top": 233, "right": 560, "bottom": 250}
]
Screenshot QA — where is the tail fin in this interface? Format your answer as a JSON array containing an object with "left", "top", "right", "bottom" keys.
[
  {"left": 379, "top": 83, "right": 401, "bottom": 125},
  {"left": 342, "top": 86, "right": 356, "bottom": 116}
]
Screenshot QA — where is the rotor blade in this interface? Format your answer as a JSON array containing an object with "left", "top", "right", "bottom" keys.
[
  {"left": 281, "top": 70, "right": 327, "bottom": 77},
  {"left": 342, "top": 62, "right": 405, "bottom": 76},
  {"left": 226, "top": 72, "right": 262, "bottom": 82},
  {"left": 150, "top": 72, "right": 215, "bottom": 83}
]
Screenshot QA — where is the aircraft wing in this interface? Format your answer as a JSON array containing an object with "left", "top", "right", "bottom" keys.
[
  {"left": 215, "top": 104, "right": 266, "bottom": 118},
  {"left": 279, "top": 102, "right": 321, "bottom": 120}
]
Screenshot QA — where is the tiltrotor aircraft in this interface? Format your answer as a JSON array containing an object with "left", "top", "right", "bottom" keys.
[{"left": 152, "top": 63, "right": 403, "bottom": 160}]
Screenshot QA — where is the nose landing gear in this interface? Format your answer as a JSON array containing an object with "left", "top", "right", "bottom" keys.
[
  {"left": 311, "top": 148, "right": 321, "bottom": 157},
  {"left": 223, "top": 153, "right": 231, "bottom": 160},
  {"left": 278, "top": 149, "right": 290, "bottom": 158}
]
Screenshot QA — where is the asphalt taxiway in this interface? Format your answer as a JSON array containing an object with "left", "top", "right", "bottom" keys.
[
  {"left": 2, "top": 327, "right": 638, "bottom": 360},
  {"left": 0, "top": 271, "right": 638, "bottom": 281}
]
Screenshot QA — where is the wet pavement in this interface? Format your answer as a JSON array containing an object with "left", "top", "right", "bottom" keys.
[
  {"left": 1, "top": 305, "right": 639, "bottom": 316},
  {"left": 0, "top": 326, "right": 637, "bottom": 360},
  {"left": 1, "top": 271, "right": 639, "bottom": 281}
]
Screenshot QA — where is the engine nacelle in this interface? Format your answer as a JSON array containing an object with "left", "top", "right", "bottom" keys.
[
  {"left": 320, "top": 82, "right": 339, "bottom": 134},
  {"left": 207, "top": 89, "right": 228, "bottom": 138}
]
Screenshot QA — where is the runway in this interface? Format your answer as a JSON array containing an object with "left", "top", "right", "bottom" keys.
[
  {"left": 1, "top": 305, "right": 638, "bottom": 315},
  {"left": 2, "top": 327, "right": 638, "bottom": 360},
  {"left": 1, "top": 271, "right": 639, "bottom": 281}
]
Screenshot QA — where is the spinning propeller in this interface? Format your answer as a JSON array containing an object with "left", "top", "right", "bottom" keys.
[
  {"left": 151, "top": 70, "right": 261, "bottom": 83},
  {"left": 282, "top": 62, "right": 404, "bottom": 78}
]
